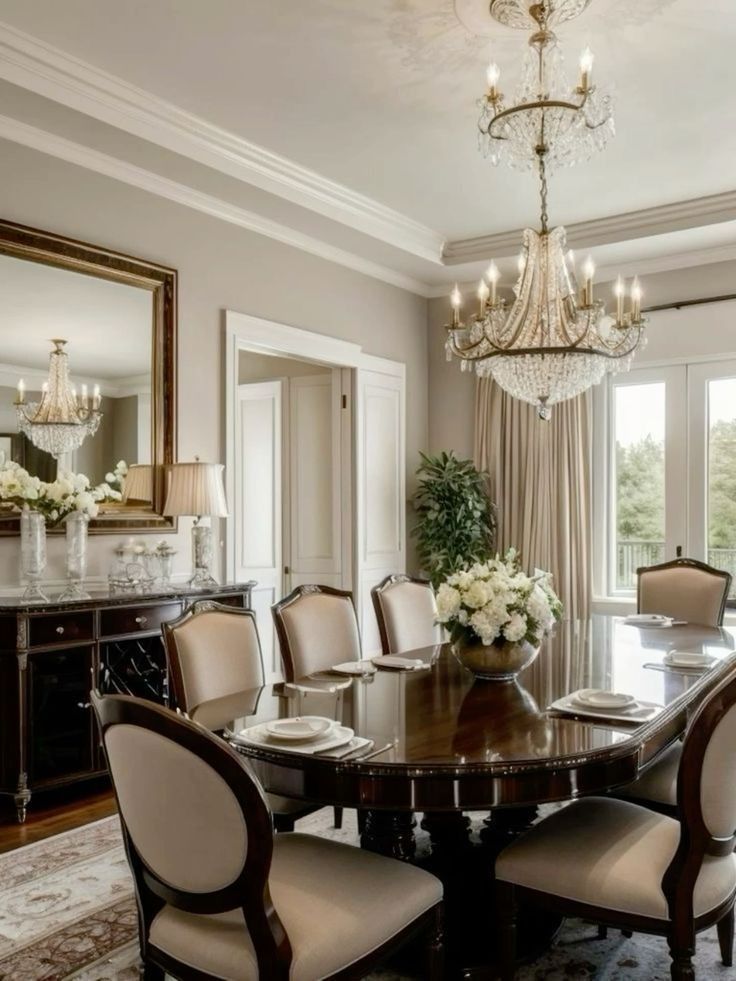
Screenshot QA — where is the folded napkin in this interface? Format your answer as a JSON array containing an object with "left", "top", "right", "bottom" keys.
[
  {"left": 320, "top": 737, "right": 374, "bottom": 759},
  {"left": 372, "top": 655, "right": 431, "bottom": 671},
  {"left": 623, "top": 614, "right": 673, "bottom": 627},
  {"left": 548, "top": 692, "right": 662, "bottom": 724}
]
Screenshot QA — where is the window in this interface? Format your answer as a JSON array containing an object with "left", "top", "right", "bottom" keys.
[{"left": 595, "top": 360, "right": 736, "bottom": 602}]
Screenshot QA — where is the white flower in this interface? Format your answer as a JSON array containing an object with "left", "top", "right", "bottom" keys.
[
  {"left": 105, "top": 471, "right": 115, "bottom": 483},
  {"left": 528, "top": 584, "right": 554, "bottom": 630},
  {"left": 436, "top": 584, "right": 461, "bottom": 622},
  {"left": 470, "top": 609, "right": 500, "bottom": 645},
  {"left": 463, "top": 579, "right": 491, "bottom": 609},
  {"left": 504, "top": 612, "right": 527, "bottom": 643}
]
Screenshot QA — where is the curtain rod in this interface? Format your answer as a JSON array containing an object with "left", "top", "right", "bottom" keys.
[{"left": 644, "top": 292, "right": 736, "bottom": 314}]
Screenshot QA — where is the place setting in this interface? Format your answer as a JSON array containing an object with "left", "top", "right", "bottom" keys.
[
  {"left": 228, "top": 715, "right": 380, "bottom": 760},
  {"left": 548, "top": 687, "right": 663, "bottom": 724},
  {"left": 644, "top": 650, "right": 717, "bottom": 675},
  {"left": 622, "top": 613, "right": 687, "bottom": 628}
]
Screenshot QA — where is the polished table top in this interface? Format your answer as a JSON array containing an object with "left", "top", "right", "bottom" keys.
[{"left": 221, "top": 615, "right": 736, "bottom": 811}]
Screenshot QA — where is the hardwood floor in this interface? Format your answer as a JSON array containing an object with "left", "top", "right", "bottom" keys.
[{"left": 0, "top": 779, "right": 117, "bottom": 854}]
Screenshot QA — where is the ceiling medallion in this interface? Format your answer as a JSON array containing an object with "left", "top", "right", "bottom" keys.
[
  {"left": 444, "top": 0, "right": 645, "bottom": 419},
  {"left": 489, "top": 0, "right": 592, "bottom": 30}
]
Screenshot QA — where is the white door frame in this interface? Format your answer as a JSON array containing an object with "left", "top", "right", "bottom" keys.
[{"left": 224, "top": 311, "right": 406, "bottom": 628}]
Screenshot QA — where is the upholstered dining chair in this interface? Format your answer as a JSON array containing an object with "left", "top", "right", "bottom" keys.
[
  {"left": 637, "top": 557, "right": 732, "bottom": 627},
  {"left": 495, "top": 668, "right": 736, "bottom": 981},
  {"left": 162, "top": 600, "right": 321, "bottom": 833},
  {"left": 91, "top": 691, "right": 444, "bottom": 981},
  {"left": 272, "top": 584, "right": 363, "bottom": 830},
  {"left": 371, "top": 574, "right": 443, "bottom": 655},
  {"left": 272, "top": 584, "right": 362, "bottom": 682}
]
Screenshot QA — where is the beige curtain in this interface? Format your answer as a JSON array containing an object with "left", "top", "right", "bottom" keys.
[{"left": 474, "top": 378, "right": 592, "bottom": 620}]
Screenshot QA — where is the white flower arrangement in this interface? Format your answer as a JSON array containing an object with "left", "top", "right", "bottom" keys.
[
  {"left": 0, "top": 459, "right": 123, "bottom": 527},
  {"left": 436, "top": 547, "right": 563, "bottom": 649}
]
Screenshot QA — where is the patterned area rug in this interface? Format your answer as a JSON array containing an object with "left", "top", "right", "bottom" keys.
[{"left": 0, "top": 809, "right": 731, "bottom": 980}]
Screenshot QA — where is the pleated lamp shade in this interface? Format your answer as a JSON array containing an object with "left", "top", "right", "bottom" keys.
[
  {"left": 163, "top": 462, "right": 228, "bottom": 517},
  {"left": 122, "top": 464, "right": 153, "bottom": 503}
]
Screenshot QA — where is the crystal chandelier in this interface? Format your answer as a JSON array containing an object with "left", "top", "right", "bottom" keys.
[
  {"left": 445, "top": 0, "right": 645, "bottom": 419},
  {"left": 14, "top": 340, "right": 102, "bottom": 459}
]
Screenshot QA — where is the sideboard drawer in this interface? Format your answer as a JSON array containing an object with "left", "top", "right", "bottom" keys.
[
  {"left": 28, "top": 612, "right": 94, "bottom": 648},
  {"left": 100, "top": 603, "right": 181, "bottom": 638}
]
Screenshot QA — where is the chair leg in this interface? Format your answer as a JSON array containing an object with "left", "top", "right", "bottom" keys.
[
  {"left": 333, "top": 805, "right": 343, "bottom": 829},
  {"left": 622, "top": 929, "right": 633, "bottom": 938},
  {"left": 598, "top": 925, "right": 608, "bottom": 939},
  {"left": 717, "top": 905, "right": 734, "bottom": 967},
  {"left": 426, "top": 904, "right": 445, "bottom": 981},
  {"left": 139, "top": 961, "right": 165, "bottom": 980},
  {"left": 496, "top": 881, "right": 518, "bottom": 981},
  {"left": 668, "top": 933, "right": 695, "bottom": 981},
  {"left": 273, "top": 813, "right": 296, "bottom": 833}
]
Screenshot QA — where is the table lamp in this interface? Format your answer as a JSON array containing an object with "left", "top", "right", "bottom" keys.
[
  {"left": 121, "top": 464, "right": 153, "bottom": 504},
  {"left": 163, "top": 461, "right": 228, "bottom": 587}
]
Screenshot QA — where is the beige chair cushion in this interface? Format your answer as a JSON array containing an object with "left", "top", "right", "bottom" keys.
[
  {"left": 105, "top": 725, "right": 248, "bottom": 894},
  {"left": 280, "top": 593, "right": 361, "bottom": 678},
  {"left": 639, "top": 566, "right": 728, "bottom": 627},
  {"left": 149, "top": 833, "right": 442, "bottom": 980},
  {"left": 701, "top": 702, "right": 736, "bottom": 839},
  {"left": 620, "top": 742, "right": 681, "bottom": 807},
  {"left": 378, "top": 581, "right": 442, "bottom": 654},
  {"left": 496, "top": 798, "right": 736, "bottom": 920},
  {"left": 173, "top": 612, "right": 264, "bottom": 714}
]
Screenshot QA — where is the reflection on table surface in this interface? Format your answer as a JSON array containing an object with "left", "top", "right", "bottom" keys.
[{"left": 218, "top": 615, "right": 736, "bottom": 770}]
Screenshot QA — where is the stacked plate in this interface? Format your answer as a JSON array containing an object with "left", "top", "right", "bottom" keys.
[
  {"left": 372, "top": 655, "right": 432, "bottom": 671},
  {"left": 663, "top": 651, "right": 714, "bottom": 670},
  {"left": 623, "top": 613, "right": 674, "bottom": 628},
  {"left": 550, "top": 688, "right": 662, "bottom": 723},
  {"left": 232, "top": 715, "right": 356, "bottom": 755}
]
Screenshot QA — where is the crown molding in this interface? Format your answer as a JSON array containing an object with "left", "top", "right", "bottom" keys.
[
  {"left": 0, "top": 21, "right": 445, "bottom": 265},
  {"left": 444, "top": 190, "right": 736, "bottom": 264},
  {"left": 0, "top": 114, "right": 433, "bottom": 297}
]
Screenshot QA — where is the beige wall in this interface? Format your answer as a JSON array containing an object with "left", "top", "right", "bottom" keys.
[
  {"left": 428, "top": 260, "right": 736, "bottom": 459},
  {"left": 0, "top": 139, "right": 429, "bottom": 585}
]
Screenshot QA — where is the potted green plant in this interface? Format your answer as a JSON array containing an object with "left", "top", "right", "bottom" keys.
[{"left": 411, "top": 451, "right": 496, "bottom": 589}]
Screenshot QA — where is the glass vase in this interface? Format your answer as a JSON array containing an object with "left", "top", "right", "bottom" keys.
[
  {"left": 60, "top": 511, "right": 91, "bottom": 601},
  {"left": 20, "top": 510, "right": 49, "bottom": 603}
]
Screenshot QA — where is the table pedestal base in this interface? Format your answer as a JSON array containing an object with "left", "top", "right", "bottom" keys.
[{"left": 361, "top": 807, "right": 562, "bottom": 979}]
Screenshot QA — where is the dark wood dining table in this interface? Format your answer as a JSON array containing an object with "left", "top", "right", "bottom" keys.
[{"left": 219, "top": 615, "right": 736, "bottom": 978}]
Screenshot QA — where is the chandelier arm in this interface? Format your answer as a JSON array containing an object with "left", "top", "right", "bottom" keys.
[{"left": 485, "top": 94, "right": 589, "bottom": 138}]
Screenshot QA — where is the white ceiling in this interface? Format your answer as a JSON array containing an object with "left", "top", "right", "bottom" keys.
[
  {"left": 0, "top": 254, "right": 152, "bottom": 378},
  {"left": 0, "top": 0, "right": 733, "bottom": 294}
]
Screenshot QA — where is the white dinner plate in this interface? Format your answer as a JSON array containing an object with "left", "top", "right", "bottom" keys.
[
  {"left": 372, "top": 655, "right": 431, "bottom": 670},
  {"left": 265, "top": 716, "right": 333, "bottom": 741},
  {"left": 232, "top": 722, "right": 354, "bottom": 755},
  {"left": 331, "top": 660, "right": 377, "bottom": 676},
  {"left": 664, "top": 651, "right": 713, "bottom": 668},
  {"left": 572, "top": 688, "right": 636, "bottom": 709}
]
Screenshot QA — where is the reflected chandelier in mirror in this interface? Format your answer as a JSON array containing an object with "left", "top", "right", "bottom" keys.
[{"left": 0, "top": 219, "right": 177, "bottom": 535}]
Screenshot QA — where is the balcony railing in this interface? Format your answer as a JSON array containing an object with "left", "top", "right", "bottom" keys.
[{"left": 617, "top": 541, "right": 736, "bottom": 598}]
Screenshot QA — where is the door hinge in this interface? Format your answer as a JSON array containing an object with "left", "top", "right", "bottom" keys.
[
  {"left": 342, "top": 394, "right": 347, "bottom": 409},
  {"left": 284, "top": 565, "right": 290, "bottom": 575}
]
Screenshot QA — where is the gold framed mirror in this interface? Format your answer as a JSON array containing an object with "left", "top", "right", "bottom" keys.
[{"left": 0, "top": 219, "right": 176, "bottom": 534}]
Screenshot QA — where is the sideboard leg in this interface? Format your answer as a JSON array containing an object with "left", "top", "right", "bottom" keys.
[
  {"left": 14, "top": 779, "right": 31, "bottom": 824},
  {"left": 360, "top": 810, "right": 416, "bottom": 861}
]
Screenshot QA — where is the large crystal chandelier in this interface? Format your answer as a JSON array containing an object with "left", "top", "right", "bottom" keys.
[
  {"left": 445, "top": 0, "right": 645, "bottom": 419},
  {"left": 14, "top": 340, "right": 102, "bottom": 459}
]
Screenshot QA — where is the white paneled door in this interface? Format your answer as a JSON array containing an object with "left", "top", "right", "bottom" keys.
[
  {"left": 234, "top": 380, "right": 283, "bottom": 680},
  {"left": 356, "top": 363, "right": 406, "bottom": 654},
  {"left": 286, "top": 373, "right": 344, "bottom": 591}
]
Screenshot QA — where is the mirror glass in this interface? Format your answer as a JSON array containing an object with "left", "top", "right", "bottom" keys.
[{"left": 0, "top": 253, "right": 153, "bottom": 493}]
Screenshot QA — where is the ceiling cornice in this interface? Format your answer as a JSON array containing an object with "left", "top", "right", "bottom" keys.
[
  {"left": 0, "top": 21, "right": 446, "bottom": 265},
  {"left": 0, "top": 114, "right": 433, "bottom": 296},
  {"left": 443, "top": 190, "right": 736, "bottom": 264}
]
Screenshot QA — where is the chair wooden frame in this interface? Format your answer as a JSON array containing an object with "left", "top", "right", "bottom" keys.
[
  {"left": 162, "top": 600, "right": 318, "bottom": 833},
  {"left": 496, "top": 669, "right": 736, "bottom": 981},
  {"left": 272, "top": 584, "right": 361, "bottom": 684},
  {"left": 92, "top": 692, "right": 444, "bottom": 981},
  {"left": 636, "top": 557, "right": 732, "bottom": 626},
  {"left": 371, "top": 574, "right": 436, "bottom": 656}
]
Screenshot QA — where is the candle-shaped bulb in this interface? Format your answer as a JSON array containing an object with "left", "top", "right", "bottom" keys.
[
  {"left": 580, "top": 46, "right": 594, "bottom": 90},
  {"left": 477, "top": 278, "right": 489, "bottom": 316},
  {"left": 16, "top": 378, "right": 25, "bottom": 403},
  {"left": 517, "top": 252, "right": 526, "bottom": 276},
  {"left": 582, "top": 256, "right": 595, "bottom": 306},
  {"left": 92, "top": 384, "right": 101, "bottom": 409},
  {"left": 450, "top": 283, "right": 462, "bottom": 326},
  {"left": 71, "top": 385, "right": 78, "bottom": 404},
  {"left": 631, "top": 277, "right": 643, "bottom": 321},
  {"left": 41, "top": 381, "right": 49, "bottom": 394},
  {"left": 81, "top": 383, "right": 89, "bottom": 407},
  {"left": 486, "top": 62, "right": 500, "bottom": 95},
  {"left": 486, "top": 261, "right": 499, "bottom": 305},
  {"left": 567, "top": 249, "right": 576, "bottom": 269},
  {"left": 614, "top": 275, "right": 625, "bottom": 322}
]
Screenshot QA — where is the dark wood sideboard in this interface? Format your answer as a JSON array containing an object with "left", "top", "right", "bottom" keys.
[{"left": 0, "top": 582, "right": 254, "bottom": 822}]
